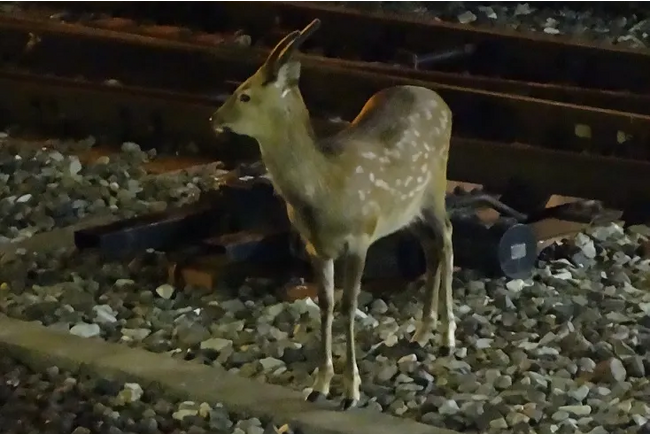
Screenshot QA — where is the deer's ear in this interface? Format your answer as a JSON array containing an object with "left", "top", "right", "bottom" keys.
[{"left": 275, "top": 61, "right": 301, "bottom": 90}]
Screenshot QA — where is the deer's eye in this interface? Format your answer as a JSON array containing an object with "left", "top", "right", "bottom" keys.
[{"left": 239, "top": 93, "right": 251, "bottom": 103}]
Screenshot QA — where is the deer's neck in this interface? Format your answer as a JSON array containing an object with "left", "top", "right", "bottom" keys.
[{"left": 257, "top": 97, "right": 329, "bottom": 202}]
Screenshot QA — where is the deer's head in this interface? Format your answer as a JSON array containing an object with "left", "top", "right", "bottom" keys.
[{"left": 211, "top": 19, "right": 321, "bottom": 140}]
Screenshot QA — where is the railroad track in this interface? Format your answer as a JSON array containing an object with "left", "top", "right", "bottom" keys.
[
  {"left": 0, "top": 4, "right": 650, "bottom": 434},
  {"left": 10, "top": 1, "right": 650, "bottom": 89},
  {"left": 2, "top": 9, "right": 650, "bottom": 201}
]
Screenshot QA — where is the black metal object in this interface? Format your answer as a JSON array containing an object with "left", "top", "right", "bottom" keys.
[
  {"left": 73, "top": 175, "right": 288, "bottom": 259},
  {"left": 202, "top": 230, "right": 293, "bottom": 264},
  {"left": 394, "top": 44, "right": 476, "bottom": 70},
  {"left": 496, "top": 179, "right": 552, "bottom": 217},
  {"left": 451, "top": 214, "right": 538, "bottom": 279},
  {"left": 75, "top": 170, "right": 605, "bottom": 280},
  {"left": 73, "top": 198, "right": 221, "bottom": 260}
]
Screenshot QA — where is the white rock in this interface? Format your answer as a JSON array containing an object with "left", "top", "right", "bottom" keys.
[
  {"left": 514, "top": 3, "right": 533, "bottom": 15},
  {"left": 506, "top": 279, "right": 526, "bottom": 292},
  {"left": 568, "top": 384, "right": 590, "bottom": 401},
  {"left": 172, "top": 408, "right": 198, "bottom": 420},
  {"left": 383, "top": 334, "right": 399, "bottom": 347},
  {"left": 155, "top": 283, "right": 175, "bottom": 299},
  {"left": 457, "top": 11, "right": 477, "bottom": 24},
  {"left": 259, "top": 357, "right": 285, "bottom": 371},
  {"left": 439, "top": 399, "right": 460, "bottom": 415},
  {"left": 70, "top": 322, "right": 100, "bottom": 338},
  {"left": 69, "top": 159, "right": 82, "bottom": 175},
  {"left": 397, "top": 354, "right": 417, "bottom": 364},
  {"left": 93, "top": 305, "right": 117, "bottom": 324},
  {"left": 200, "top": 338, "right": 233, "bottom": 352},
  {"left": 121, "top": 141, "right": 142, "bottom": 153},
  {"left": 115, "top": 279, "right": 135, "bottom": 288},
  {"left": 475, "top": 338, "right": 493, "bottom": 349},
  {"left": 263, "top": 304, "right": 284, "bottom": 319},
  {"left": 118, "top": 383, "right": 144, "bottom": 403},
  {"left": 478, "top": 6, "right": 497, "bottom": 19},
  {"left": 559, "top": 405, "right": 592, "bottom": 416},
  {"left": 121, "top": 328, "right": 151, "bottom": 340},
  {"left": 574, "top": 233, "right": 597, "bottom": 258},
  {"left": 16, "top": 194, "right": 32, "bottom": 203}
]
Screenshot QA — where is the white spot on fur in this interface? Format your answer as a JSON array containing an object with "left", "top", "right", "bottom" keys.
[
  {"left": 404, "top": 176, "right": 413, "bottom": 187},
  {"left": 421, "top": 164, "right": 427, "bottom": 173},
  {"left": 410, "top": 140, "right": 418, "bottom": 147},
  {"left": 423, "top": 143, "right": 431, "bottom": 151},
  {"left": 361, "top": 152, "right": 376, "bottom": 159},
  {"left": 358, "top": 190, "right": 366, "bottom": 201},
  {"left": 369, "top": 173, "right": 375, "bottom": 182},
  {"left": 413, "top": 130, "right": 421, "bottom": 138},
  {"left": 281, "top": 89, "right": 290, "bottom": 98},
  {"left": 355, "top": 166, "right": 363, "bottom": 174},
  {"left": 425, "top": 110, "right": 433, "bottom": 121},
  {"left": 440, "top": 111, "right": 449, "bottom": 127},
  {"left": 412, "top": 153, "right": 421, "bottom": 162},
  {"left": 416, "top": 176, "right": 424, "bottom": 183},
  {"left": 374, "top": 179, "right": 390, "bottom": 190},
  {"left": 434, "top": 127, "right": 441, "bottom": 135}
]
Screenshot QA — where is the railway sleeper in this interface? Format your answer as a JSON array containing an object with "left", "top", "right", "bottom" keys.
[{"left": 73, "top": 171, "right": 609, "bottom": 296}]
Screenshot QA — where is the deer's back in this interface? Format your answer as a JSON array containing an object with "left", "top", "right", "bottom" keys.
[
  {"left": 341, "top": 85, "right": 450, "bottom": 147},
  {"left": 316, "top": 85, "right": 453, "bottom": 243}
]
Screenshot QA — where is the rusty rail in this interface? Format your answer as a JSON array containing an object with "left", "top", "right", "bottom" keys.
[
  {"left": 2, "top": 68, "right": 649, "bottom": 212},
  {"left": 3, "top": 15, "right": 650, "bottom": 163},
  {"left": 3, "top": 13, "right": 650, "bottom": 117},
  {"left": 27, "top": 1, "right": 650, "bottom": 91},
  {"left": 0, "top": 5, "right": 649, "bottom": 212}
]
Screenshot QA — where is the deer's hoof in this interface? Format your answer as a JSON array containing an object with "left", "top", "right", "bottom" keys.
[
  {"left": 306, "top": 391, "right": 327, "bottom": 403},
  {"left": 340, "top": 398, "right": 358, "bottom": 411}
]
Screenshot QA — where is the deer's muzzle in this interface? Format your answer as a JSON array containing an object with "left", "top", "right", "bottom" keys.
[{"left": 213, "top": 125, "right": 233, "bottom": 135}]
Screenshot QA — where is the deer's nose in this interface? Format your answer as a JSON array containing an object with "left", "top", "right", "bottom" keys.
[{"left": 213, "top": 125, "right": 232, "bottom": 135}]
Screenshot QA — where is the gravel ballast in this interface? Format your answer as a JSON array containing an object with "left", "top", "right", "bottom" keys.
[
  {"left": 0, "top": 354, "right": 295, "bottom": 434},
  {"left": 327, "top": 2, "right": 650, "bottom": 49},
  {"left": 1, "top": 220, "right": 650, "bottom": 433},
  {"left": 0, "top": 132, "right": 224, "bottom": 243},
  {"left": 3, "top": 2, "right": 650, "bottom": 50}
]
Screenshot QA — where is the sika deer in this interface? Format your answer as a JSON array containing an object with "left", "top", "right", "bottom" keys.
[{"left": 211, "top": 19, "right": 455, "bottom": 410}]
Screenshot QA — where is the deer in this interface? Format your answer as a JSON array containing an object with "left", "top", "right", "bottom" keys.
[{"left": 210, "top": 19, "right": 455, "bottom": 410}]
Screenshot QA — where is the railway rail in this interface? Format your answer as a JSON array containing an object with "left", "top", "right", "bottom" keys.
[
  {"left": 1, "top": 10, "right": 650, "bottom": 211},
  {"left": 0, "top": 3, "right": 650, "bottom": 434},
  {"left": 11, "top": 1, "right": 650, "bottom": 91}
]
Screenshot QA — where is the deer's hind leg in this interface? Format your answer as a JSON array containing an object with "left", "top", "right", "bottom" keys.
[{"left": 411, "top": 199, "right": 456, "bottom": 354}]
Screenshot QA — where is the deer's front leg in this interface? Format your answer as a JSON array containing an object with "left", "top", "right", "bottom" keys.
[
  {"left": 306, "top": 254, "right": 335, "bottom": 402},
  {"left": 340, "top": 246, "right": 368, "bottom": 410}
]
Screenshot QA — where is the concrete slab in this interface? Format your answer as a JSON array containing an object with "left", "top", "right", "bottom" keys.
[{"left": 0, "top": 315, "right": 459, "bottom": 434}]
